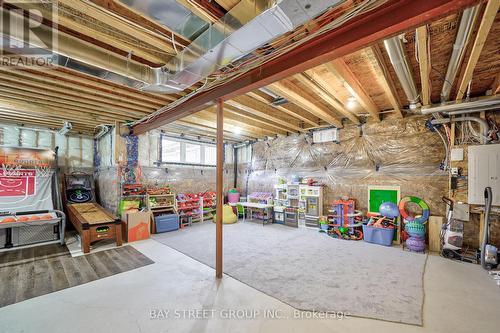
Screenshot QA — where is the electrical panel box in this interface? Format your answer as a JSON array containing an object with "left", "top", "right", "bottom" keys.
[{"left": 468, "top": 144, "right": 500, "bottom": 205}]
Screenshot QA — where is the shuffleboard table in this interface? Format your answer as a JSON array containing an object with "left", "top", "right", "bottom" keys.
[{"left": 66, "top": 202, "right": 122, "bottom": 253}]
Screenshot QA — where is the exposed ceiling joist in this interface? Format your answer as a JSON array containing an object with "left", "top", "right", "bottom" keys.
[
  {"left": 58, "top": 0, "right": 185, "bottom": 53},
  {"left": 0, "top": 68, "right": 171, "bottom": 110},
  {"left": 226, "top": 97, "right": 305, "bottom": 132},
  {"left": 246, "top": 91, "right": 320, "bottom": 127},
  {"left": 223, "top": 106, "right": 295, "bottom": 135},
  {"left": 0, "top": 80, "right": 149, "bottom": 118},
  {"left": 132, "top": 0, "right": 478, "bottom": 134},
  {"left": 269, "top": 81, "right": 343, "bottom": 127},
  {"left": 0, "top": 97, "right": 124, "bottom": 124},
  {"left": 175, "top": 120, "right": 255, "bottom": 141},
  {"left": 455, "top": 0, "right": 500, "bottom": 100},
  {"left": 0, "top": 87, "right": 144, "bottom": 122},
  {"left": 195, "top": 109, "right": 283, "bottom": 137},
  {"left": 416, "top": 25, "right": 431, "bottom": 106},
  {"left": 297, "top": 71, "right": 360, "bottom": 124},
  {"left": 326, "top": 60, "right": 381, "bottom": 121}
]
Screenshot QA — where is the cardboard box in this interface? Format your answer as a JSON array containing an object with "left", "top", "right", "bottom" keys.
[{"left": 121, "top": 211, "right": 151, "bottom": 242}]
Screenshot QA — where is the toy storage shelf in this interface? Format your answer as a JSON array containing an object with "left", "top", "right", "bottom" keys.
[{"left": 146, "top": 193, "right": 177, "bottom": 234}]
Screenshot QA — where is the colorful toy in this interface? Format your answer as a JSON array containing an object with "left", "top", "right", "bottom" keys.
[
  {"left": 406, "top": 237, "right": 426, "bottom": 252},
  {"left": 323, "top": 198, "right": 363, "bottom": 240},
  {"left": 379, "top": 202, "right": 400, "bottom": 219},
  {"left": 398, "top": 196, "right": 430, "bottom": 224},
  {"left": 400, "top": 196, "right": 429, "bottom": 253}
]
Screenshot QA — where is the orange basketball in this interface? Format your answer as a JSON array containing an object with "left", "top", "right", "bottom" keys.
[
  {"left": 17, "top": 216, "right": 30, "bottom": 222},
  {"left": 29, "top": 215, "right": 41, "bottom": 221},
  {"left": 1, "top": 217, "right": 16, "bottom": 223},
  {"left": 41, "top": 214, "right": 53, "bottom": 220}
]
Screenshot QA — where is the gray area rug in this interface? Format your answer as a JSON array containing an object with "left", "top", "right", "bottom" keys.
[{"left": 153, "top": 221, "right": 427, "bottom": 325}]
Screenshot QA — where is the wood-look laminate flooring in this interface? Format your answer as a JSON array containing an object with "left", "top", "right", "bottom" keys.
[{"left": 0, "top": 244, "right": 154, "bottom": 308}]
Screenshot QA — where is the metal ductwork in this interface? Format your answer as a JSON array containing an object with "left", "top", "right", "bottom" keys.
[
  {"left": 383, "top": 36, "right": 420, "bottom": 107},
  {"left": 421, "top": 95, "right": 500, "bottom": 115},
  {"left": 138, "top": 0, "right": 344, "bottom": 93},
  {"left": 440, "top": 5, "right": 479, "bottom": 102},
  {"left": 2, "top": 1, "right": 343, "bottom": 94}
]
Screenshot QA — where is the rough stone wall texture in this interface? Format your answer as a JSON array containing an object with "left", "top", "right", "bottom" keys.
[{"left": 237, "top": 115, "right": 449, "bottom": 217}]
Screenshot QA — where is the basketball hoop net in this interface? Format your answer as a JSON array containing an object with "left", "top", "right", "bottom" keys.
[{"left": 35, "top": 165, "right": 52, "bottom": 178}]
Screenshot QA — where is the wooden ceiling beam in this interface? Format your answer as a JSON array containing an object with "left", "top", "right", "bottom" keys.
[
  {"left": 455, "top": 0, "right": 500, "bottom": 100},
  {"left": 246, "top": 91, "right": 319, "bottom": 127},
  {"left": 7, "top": 67, "right": 173, "bottom": 105},
  {"left": 326, "top": 60, "right": 381, "bottom": 121},
  {"left": 57, "top": 0, "right": 183, "bottom": 53},
  {"left": 0, "top": 82, "right": 149, "bottom": 118},
  {"left": 175, "top": 120, "right": 255, "bottom": 141},
  {"left": 226, "top": 97, "right": 306, "bottom": 132},
  {"left": 269, "top": 80, "right": 343, "bottom": 127},
  {"left": 0, "top": 92, "right": 140, "bottom": 123},
  {"left": 296, "top": 72, "right": 360, "bottom": 124},
  {"left": 183, "top": 113, "right": 269, "bottom": 138},
  {"left": 161, "top": 126, "right": 239, "bottom": 143},
  {"left": 223, "top": 106, "right": 294, "bottom": 134},
  {"left": 0, "top": 68, "right": 165, "bottom": 110},
  {"left": 0, "top": 78, "right": 154, "bottom": 116},
  {"left": 0, "top": 111, "right": 98, "bottom": 133},
  {"left": 0, "top": 114, "right": 93, "bottom": 133},
  {"left": 0, "top": 98, "right": 122, "bottom": 124},
  {"left": 196, "top": 109, "right": 285, "bottom": 136},
  {"left": 416, "top": 25, "right": 431, "bottom": 106},
  {"left": 370, "top": 45, "right": 403, "bottom": 117}
]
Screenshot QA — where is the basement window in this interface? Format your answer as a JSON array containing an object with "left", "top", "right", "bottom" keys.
[
  {"left": 160, "top": 135, "right": 216, "bottom": 166},
  {"left": 161, "top": 139, "right": 182, "bottom": 163}
]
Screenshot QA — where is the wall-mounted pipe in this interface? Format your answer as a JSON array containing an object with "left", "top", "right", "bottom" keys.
[
  {"left": 431, "top": 116, "right": 490, "bottom": 141},
  {"left": 383, "top": 36, "right": 420, "bottom": 107},
  {"left": 440, "top": 5, "right": 479, "bottom": 102}
]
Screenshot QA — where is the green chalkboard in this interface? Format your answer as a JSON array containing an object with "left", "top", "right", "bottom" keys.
[
  {"left": 369, "top": 189, "right": 398, "bottom": 213},
  {"left": 368, "top": 187, "right": 400, "bottom": 242}
]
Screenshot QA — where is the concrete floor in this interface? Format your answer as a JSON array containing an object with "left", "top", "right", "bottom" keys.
[{"left": 0, "top": 239, "right": 499, "bottom": 333}]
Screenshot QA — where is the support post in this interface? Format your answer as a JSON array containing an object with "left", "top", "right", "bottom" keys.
[{"left": 216, "top": 99, "right": 224, "bottom": 279}]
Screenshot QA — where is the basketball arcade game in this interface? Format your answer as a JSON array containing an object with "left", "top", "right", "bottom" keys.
[{"left": 0, "top": 146, "right": 66, "bottom": 251}]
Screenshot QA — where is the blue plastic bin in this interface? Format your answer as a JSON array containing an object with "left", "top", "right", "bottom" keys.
[
  {"left": 362, "top": 224, "right": 394, "bottom": 246},
  {"left": 155, "top": 214, "right": 179, "bottom": 233}
]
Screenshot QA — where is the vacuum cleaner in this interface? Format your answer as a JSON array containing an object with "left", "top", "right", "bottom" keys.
[{"left": 481, "top": 187, "right": 498, "bottom": 270}]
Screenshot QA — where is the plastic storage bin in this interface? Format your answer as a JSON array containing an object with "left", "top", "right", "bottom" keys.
[
  {"left": 155, "top": 214, "right": 179, "bottom": 233},
  {"left": 362, "top": 225, "right": 394, "bottom": 246}
]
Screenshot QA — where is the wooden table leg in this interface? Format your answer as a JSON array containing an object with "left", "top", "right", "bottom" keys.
[
  {"left": 82, "top": 229, "right": 90, "bottom": 254},
  {"left": 115, "top": 222, "right": 123, "bottom": 247}
]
